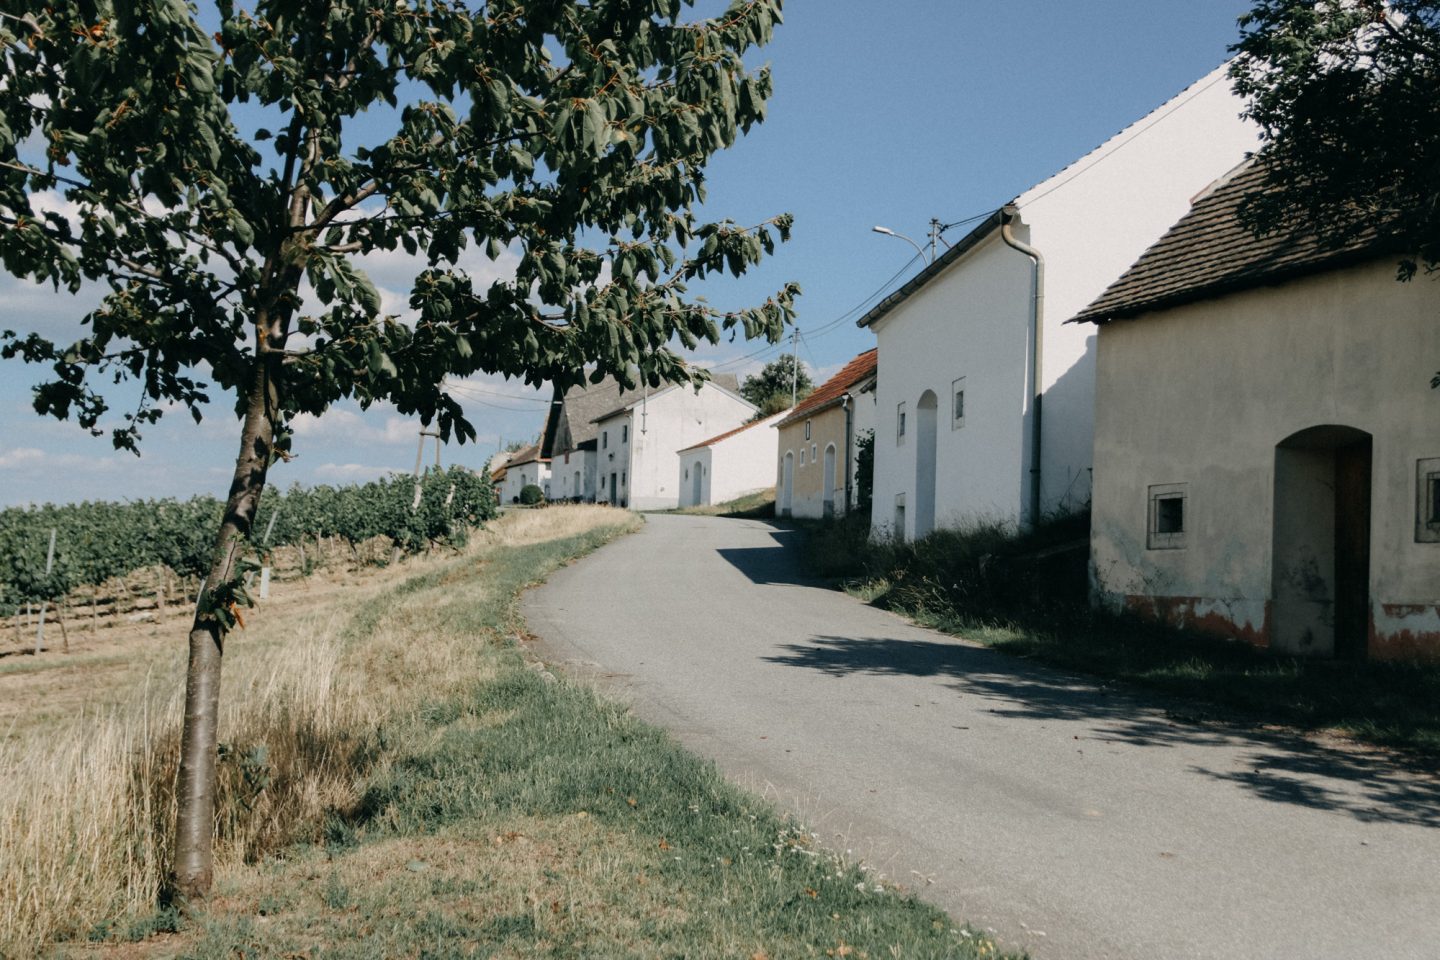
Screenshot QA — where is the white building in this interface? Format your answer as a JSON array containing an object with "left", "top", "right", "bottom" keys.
[
  {"left": 592, "top": 379, "right": 756, "bottom": 510},
  {"left": 677, "top": 411, "right": 786, "bottom": 509},
  {"left": 495, "top": 443, "right": 550, "bottom": 503},
  {"left": 860, "top": 64, "right": 1259, "bottom": 540},
  {"left": 1074, "top": 162, "right": 1440, "bottom": 661},
  {"left": 542, "top": 377, "right": 629, "bottom": 502}
]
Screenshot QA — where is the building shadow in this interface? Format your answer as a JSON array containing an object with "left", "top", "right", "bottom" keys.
[
  {"left": 714, "top": 527, "right": 827, "bottom": 587},
  {"left": 763, "top": 634, "right": 1440, "bottom": 828}
]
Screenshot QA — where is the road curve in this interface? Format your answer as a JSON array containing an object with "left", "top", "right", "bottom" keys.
[{"left": 522, "top": 513, "right": 1440, "bottom": 960}]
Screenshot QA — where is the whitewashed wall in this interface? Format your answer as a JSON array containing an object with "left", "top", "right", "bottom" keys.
[{"left": 870, "top": 65, "right": 1259, "bottom": 540}]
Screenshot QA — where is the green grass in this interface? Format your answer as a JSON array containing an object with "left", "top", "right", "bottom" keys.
[
  {"left": 663, "top": 487, "right": 777, "bottom": 519},
  {"left": 75, "top": 511, "right": 1012, "bottom": 959},
  {"left": 802, "top": 513, "right": 1440, "bottom": 763}
]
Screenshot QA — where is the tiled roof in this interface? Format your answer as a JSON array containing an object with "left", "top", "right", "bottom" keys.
[
  {"left": 588, "top": 372, "right": 742, "bottom": 424},
  {"left": 505, "top": 442, "right": 547, "bottom": 467},
  {"left": 544, "top": 375, "right": 627, "bottom": 456},
  {"left": 1071, "top": 161, "right": 1389, "bottom": 325},
  {"left": 677, "top": 410, "right": 784, "bottom": 454},
  {"left": 775, "top": 349, "right": 878, "bottom": 429}
]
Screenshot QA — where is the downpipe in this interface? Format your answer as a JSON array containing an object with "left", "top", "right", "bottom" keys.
[{"left": 1001, "top": 204, "right": 1045, "bottom": 531}]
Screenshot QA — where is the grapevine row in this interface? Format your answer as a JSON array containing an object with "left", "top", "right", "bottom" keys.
[{"left": 0, "top": 467, "right": 496, "bottom": 613}]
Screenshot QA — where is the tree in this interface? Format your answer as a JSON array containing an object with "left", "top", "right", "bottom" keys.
[
  {"left": 0, "top": 0, "right": 795, "bottom": 902},
  {"left": 1231, "top": 2, "right": 1440, "bottom": 293},
  {"left": 741, "top": 353, "right": 811, "bottom": 416}
]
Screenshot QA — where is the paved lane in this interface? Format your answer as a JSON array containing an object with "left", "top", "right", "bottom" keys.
[{"left": 522, "top": 514, "right": 1440, "bottom": 960}]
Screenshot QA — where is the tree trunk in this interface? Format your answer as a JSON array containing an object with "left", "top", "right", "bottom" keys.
[{"left": 168, "top": 358, "right": 277, "bottom": 905}]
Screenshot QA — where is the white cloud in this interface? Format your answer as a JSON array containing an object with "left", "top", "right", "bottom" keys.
[{"left": 312, "top": 462, "right": 397, "bottom": 482}]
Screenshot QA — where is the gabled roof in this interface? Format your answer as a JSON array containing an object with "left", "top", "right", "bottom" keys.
[
  {"left": 543, "top": 375, "right": 628, "bottom": 457},
  {"left": 858, "top": 62, "right": 1245, "bottom": 331},
  {"left": 775, "top": 349, "right": 878, "bottom": 429},
  {"left": 677, "top": 410, "right": 786, "bottom": 454},
  {"left": 505, "top": 443, "right": 548, "bottom": 468},
  {"left": 589, "top": 372, "right": 744, "bottom": 424},
  {"left": 1070, "top": 161, "right": 1390, "bottom": 325}
]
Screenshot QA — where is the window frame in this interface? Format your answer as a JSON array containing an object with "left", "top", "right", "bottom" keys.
[
  {"left": 1147, "top": 482, "right": 1188, "bottom": 550},
  {"left": 951, "top": 376, "right": 967, "bottom": 430},
  {"left": 896, "top": 402, "right": 907, "bottom": 444},
  {"left": 1417, "top": 458, "right": 1440, "bottom": 543}
]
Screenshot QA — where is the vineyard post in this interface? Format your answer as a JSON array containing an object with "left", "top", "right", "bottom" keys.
[
  {"left": 33, "top": 528, "right": 55, "bottom": 655},
  {"left": 247, "top": 505, "right": 282, "bottom": 600}
]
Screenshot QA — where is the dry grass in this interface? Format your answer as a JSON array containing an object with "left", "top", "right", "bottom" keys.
[{"left": 0, "top": 506, "right": 633, "bottom": 958}]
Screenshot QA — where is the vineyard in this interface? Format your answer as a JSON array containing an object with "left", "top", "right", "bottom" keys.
[{"left": 0, "top": 467, "right": 497, "bottom": 629}]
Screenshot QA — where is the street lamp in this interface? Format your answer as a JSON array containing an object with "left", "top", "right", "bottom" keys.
[{"left": 872, "top": 224, "right": 931, "bottom": 263}]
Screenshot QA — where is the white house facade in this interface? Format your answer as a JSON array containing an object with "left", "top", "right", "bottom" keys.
[
  {"left": 496, "top": 443, "right": 550, "bottom": 503},
  {"left": 593, "top": 380, "right": 756, "bottom": 510},
  {"left": 1075, "top": 163, "right": 1440, "bottom": 661},
  {"left": 677, "top": 411, "right": 786, "bottom": 509},
  {"left": 861, "top": 64, "right": 1259, "bottom": 540}
]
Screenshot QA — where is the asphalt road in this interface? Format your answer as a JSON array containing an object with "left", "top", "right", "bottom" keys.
[{"left": 522, "top": 514, "right": 1440, "bottom": 960}]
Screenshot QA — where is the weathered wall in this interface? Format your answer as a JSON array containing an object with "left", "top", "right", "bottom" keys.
[
  {"left": 777, "top": 405, "right": 850, "bottom": 519},
  {"left": 1091, "top": 258, "right": 1440, "bottom": 659},
  {"left": 552, "top": 448, "right": 595, "bottom": 501}
]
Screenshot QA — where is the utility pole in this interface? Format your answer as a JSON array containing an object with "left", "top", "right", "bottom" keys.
[
  {"left": 789, "top": 327, "right": 800, "bottom": 408},
  {"left": 929, "top": 218, "right": 942, "bottom": 262}
]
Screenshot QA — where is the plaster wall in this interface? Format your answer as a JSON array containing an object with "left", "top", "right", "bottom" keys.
[
  {"left": 1013, "top": 64, "right": 1261, "bottom": 516},
  {"left": 867, "top": 66, "right": 1258, "bottom": 540},
  {"left": 499, "top": 460, "right": 551, "bottom": 503},
  {"left": 552, "top": 447, "right": 596, "bottom": 500},
  {"left": 598, "top": 384, "right": 755, "bottom": 510},
  {"left": 595, "top": 413, "right": 631, "bottom": 506},
  {"left": 682, "top": 414, "right": 781, "bottom": 507},
  {"left": 1091, "top": 259, "right": 1440, "bottom": 660},
  {"left": 778, "top": 406, "right": 847, "bottom": 519},
  {"left": 870, "top": 236, "right": 1033, "bottom": 539}
]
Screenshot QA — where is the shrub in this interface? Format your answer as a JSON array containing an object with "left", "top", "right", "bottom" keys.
[{"left": 519, "top": 484, "right": 545, "bottom": 506}]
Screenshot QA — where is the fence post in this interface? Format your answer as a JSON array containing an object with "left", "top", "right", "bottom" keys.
[{"left": 33, "top": 528, "right": 55, "bottom": 655}]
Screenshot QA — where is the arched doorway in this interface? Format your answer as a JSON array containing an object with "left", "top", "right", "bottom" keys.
[
  {"left": 1271, "top": 425, "right": 1373, "bottom": 659},
  {"left": 914, "top": 391, "right": 939, "bottom": 539},
  {"left": 781, "top": 451, "right": 794, "bottom": 517},
  {"left": 822, "top": 444, "right": 837, "bottom": 518}
]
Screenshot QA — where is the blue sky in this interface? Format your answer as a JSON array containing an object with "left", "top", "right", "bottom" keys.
[{"left": 0, "top": 0, "right": 1254, "bottom": 506}]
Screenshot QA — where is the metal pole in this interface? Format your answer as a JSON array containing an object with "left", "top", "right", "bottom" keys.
[{"left": 789, "top": 328, "right": 800, "bottom": 407}]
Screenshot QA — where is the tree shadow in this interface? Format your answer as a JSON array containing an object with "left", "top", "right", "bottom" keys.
[{"left": 763, "top": 634, "right": 1440, "bottom": 828}]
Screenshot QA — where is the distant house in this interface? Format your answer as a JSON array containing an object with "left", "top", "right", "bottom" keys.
[
  {"left": 591, "top": 376, "right": 754, "bottom": 510},
  {"left": 859, "top": 64, "right": 1259, "bottom": 540},
  {"left": 1073, "top": 161, "right": 1440, "bottom": 661},
  {"left": 677, "top": 410, "right": 787, "bottom": 509},
  {"left": 773, "top": 349, "right": 877, "bottom": 519},
  {"left": 496, "top": 443, "right": 550, "bottom": 503},
  {"left": 542, "top": 376, "right": 629, "bottom": 502}
]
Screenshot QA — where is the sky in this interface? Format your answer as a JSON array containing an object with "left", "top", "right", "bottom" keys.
[{"left": 0, "top": 0, "right": 1256, "bottom": 507}]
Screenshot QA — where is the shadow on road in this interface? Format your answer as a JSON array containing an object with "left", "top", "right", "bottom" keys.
[
  {"left": 764, "top": 634, "right": 1440, "bottom": 829},
  {"left": 715, "top": 527, "right": 827, "bottom": 587}
]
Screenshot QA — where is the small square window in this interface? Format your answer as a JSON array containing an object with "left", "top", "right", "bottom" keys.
[
  {"left": 602, "top": 431, "right": 608, "bottom": 449},
  {"left": 804, "top": 420, "right": 812, "bottom": 441},
  {"left": 897, "top": 402, "right": 907, "bottom": 442},
  {"left": 1147, "top": 483, "right": 1187, "bottom": 550},
  {"left": 622, "top": 424, "right": 629, "bottom": 443},
  {"left": 800, "top": 448, "right": 806, "bottom": 466},
  {"left": 1417, "top": 458, "right": 1440, "bottom": 543},
  {"left": 952, "top": 377, "right": 967, "bottom": 429},
  {"left": 811, "top": 443, "right": 817, "bottom": 462}
]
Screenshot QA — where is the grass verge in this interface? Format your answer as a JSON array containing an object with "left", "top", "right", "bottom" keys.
[
  {"left": 8, "top": 506, "right": 1012, "bottom": 959},
  {"left": 664, "top": 487, "right": 777, "bottom": 519},
  {"left": 800, "top": 512, "right": 1440, "bottom": 762}
]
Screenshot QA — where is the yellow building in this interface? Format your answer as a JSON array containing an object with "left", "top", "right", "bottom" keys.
[{"left": 774, "top": 350, "right": 877, "bottom": 518}]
